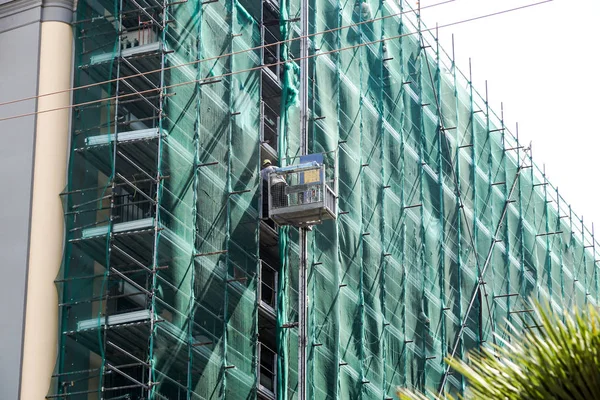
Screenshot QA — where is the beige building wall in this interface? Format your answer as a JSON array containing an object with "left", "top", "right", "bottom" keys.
[{"left": 20, "top": 21, "right": 73, "bottom": 400}]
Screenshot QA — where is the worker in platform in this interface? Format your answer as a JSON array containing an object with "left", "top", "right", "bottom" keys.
[{"left": 261, "top": 159, "right": 288, "bottom": 219}]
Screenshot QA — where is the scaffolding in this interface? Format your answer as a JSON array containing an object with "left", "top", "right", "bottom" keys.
[{"left": 50, "top": 0, "right": 600, "bottom": 398}]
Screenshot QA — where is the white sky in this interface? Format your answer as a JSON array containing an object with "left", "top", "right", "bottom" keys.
[{"left": 417, "top": 0, "right": 600, "bottom": 229}]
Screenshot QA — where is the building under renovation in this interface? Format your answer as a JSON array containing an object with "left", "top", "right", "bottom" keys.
[{"left": 1, "top": 0, "right": 600, "bottom": 399}]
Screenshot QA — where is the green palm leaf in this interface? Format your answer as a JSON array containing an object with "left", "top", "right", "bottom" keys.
[{"left": 398, "top": 300, "right": 600, "bottom": 400}]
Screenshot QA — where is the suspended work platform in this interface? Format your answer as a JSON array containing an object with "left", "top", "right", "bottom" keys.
[{"left": 268, "top": 157, "right": 337, "bottom": 227}]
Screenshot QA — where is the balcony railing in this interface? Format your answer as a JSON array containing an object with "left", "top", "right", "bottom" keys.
[
  {"left": 261, "top": 25, "right": 281, "bottom": 80},
  {"left": 260, "top": 101, "right": 279, "bottom": 153},
  {"left": 259, "top": 260, "right": 278, "bottom": 311},
  {"left": 258, "top": 342, "right": 277, "bottom": 396},
  {"left": 113, "top": 191, "right": 155, "bottom": 224}
]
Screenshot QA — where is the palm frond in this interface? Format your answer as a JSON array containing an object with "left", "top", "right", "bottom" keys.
[{"left": 397, "top": 300, "right": 600, "bottom": 399}]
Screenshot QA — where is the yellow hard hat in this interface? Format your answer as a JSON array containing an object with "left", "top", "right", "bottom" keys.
[{"left": 262, "top": 159, "right": 272, "bottom": 167}]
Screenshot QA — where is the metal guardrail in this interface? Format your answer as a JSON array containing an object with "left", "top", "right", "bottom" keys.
[
  {"left": 258, "top": 342, "right": 277, "bottom": 395},
  {"left": 259, "top": 260, "right": 278, "bottom": 310},
  {"left": 261, "top": 25, "right": 281, "bottom": 80},
  {"left": 268, "top": 164, "right": 336, "bottom": 226},
  {"left": 113, "top": 193, "right": 155, "bottom": 223},
  {"left": 269, "top": 164, "right": 323, "bottom": 210},
  {"left": 260, "top": 100, "right": 279, "bottom": 151}
]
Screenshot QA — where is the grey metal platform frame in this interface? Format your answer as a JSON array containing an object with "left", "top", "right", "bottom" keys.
[{"left": 267, "top": 163, "right": 336, "bottom": 227}]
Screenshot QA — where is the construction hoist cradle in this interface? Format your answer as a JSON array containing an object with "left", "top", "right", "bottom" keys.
[{"left": 267, "top": 154, "right": 337, "bottom": 227}]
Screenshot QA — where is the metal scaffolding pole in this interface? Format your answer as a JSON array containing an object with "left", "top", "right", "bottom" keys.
[{"left": 298, "top": 0, "right": 309, "bottom": 396}]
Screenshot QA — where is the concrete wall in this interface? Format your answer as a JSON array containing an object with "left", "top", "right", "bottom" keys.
[
  {"left": 21, "top": 20, "right": 72, "bottom": 400},
  {"left": 0, "top": 0, "right": 73, "bottom": 398},
  {"left": 0, "top": 2, "right": 41, "bottom": 397}
]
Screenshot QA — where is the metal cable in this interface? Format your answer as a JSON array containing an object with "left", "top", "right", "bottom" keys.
[
  {"left": 0, "top": 0, "right": 454, "bottom": 108},
  {"left": 0, "top": 0, "right": 553, "bottom": 123}
]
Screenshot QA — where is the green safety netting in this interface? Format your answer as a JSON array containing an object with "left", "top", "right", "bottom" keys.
[
  {"left": 51, "top": 0, "right": 600, "bottom": 398},
  {"left": 285, "top": 0, "right": 600, "bottom": 398},
  {"left": 55, "top": 0, "right": 261, "bottom": 397}
]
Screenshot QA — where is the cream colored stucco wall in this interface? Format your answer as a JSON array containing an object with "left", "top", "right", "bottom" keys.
[{"left": 20, "top": 21, "right": 72, "bottom": 400}]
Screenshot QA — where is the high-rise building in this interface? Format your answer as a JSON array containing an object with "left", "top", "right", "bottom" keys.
[
  {"left": 1, "top": 0, "right": 598, "bottom": 399},
  {"left": 0, "top": 0, "right": 74, "bottom": 398}
]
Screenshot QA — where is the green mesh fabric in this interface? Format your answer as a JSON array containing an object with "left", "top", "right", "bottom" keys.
[
  {"left": 291, "top": 2, "right": 600, "bottom": 399},
  {"left": 54, "top": 0, "right": 261, "bottom": 397},
  {"left": 52, "top": 0, "right": 600, "bottom": 398}
]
